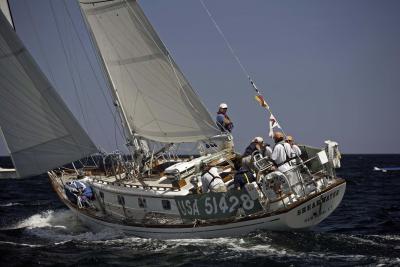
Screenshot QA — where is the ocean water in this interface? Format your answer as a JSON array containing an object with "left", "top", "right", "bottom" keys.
[{"left": 0, "top": 155, "right": 399, "bottom": 266}]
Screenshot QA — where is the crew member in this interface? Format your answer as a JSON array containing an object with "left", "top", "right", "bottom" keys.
[
  {"left": 286, "top": 135, "right": 301, "bottom": 157},
  {"left": 233, "top": 166, "right": 256, "bottom": 190},
  {"left": 263, "top": 143, "right": 273, "bottom": 159},
  {"left": 216, "top": 103, "right": 234, "bottom": 132},
  {"left": 242, "top": 136, "right": 264, "bottom": 170},
  {"left": 271, "top": 132, "right": 293, "bottom": 172},
  {"left": 272, "top": 132, "right": 302, "bottom": 196},
  {"left": 201, "top": 166, "right": 227, "bottom": 193}
]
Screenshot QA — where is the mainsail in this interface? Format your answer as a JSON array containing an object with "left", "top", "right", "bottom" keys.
[
  {"left": 79, "top": 0, "right": 219, "bottom": 143},
  {"left": 0, "top": 11, "right": 98, "bottom": 177}
]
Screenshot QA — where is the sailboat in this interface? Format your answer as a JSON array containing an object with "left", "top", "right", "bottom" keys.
[{"left": 0, "top": 0, "right": 346, "bottom": 239}]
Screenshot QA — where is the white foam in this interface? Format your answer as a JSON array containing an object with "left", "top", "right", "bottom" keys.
[
  {"left": 11, "top": 209, "right": 124, "bottom": 243},
  {"left": 162, "top": 236, "right": 291, "bottom": 258},
  {"left": 0, "top": 241, "right": 43, "bottom": 248},
  {"left": 0, "top": 202, "right": 22, "bottom": 207},
  {"left": 343, "top": 235, "right": 384, "bottom": 247},
  {"left": 369, "top": 234, "right": 400, "bottom": 241},
  {"left": 16, "top": 210, "right": 76, "bottom": 229}
]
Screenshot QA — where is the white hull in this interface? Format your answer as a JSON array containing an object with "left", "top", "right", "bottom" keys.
[{"left": 65, "top": 181, "right": 346, "bottom": 239}]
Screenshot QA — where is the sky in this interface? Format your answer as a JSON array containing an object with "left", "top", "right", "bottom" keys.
[{"left": 1, "top": 0, "right": 400, "bottom": 155}]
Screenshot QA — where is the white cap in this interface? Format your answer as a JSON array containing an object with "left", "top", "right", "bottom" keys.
[
  {"left": 219, "top": 103, "right": 228, "bottom": 109},
  {"left": 208, "top": 167, "right": 220, "bottom": 177},
  {"left": 253, "top": 136, "right": 264, "bottom": 143}
]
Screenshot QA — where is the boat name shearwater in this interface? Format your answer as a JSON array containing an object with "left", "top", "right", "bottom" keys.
[{"left": 298, "top": 189, "right": 341, "bottom": 223}]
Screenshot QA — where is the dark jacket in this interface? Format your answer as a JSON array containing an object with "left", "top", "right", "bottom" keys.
[
  {"left": 243, "top": 142, "right": 259, "bottom": 157},
  {"left": 234, "top": 168, "right": 256, "bottom": 189}
]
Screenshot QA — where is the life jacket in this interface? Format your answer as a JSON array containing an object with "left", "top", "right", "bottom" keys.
[
  {"left": 234, "top": 168, "right": 255, "bottom": 189},
  {"left": 217, "top": 111, "right": 234, "bottom": 132},
  {"left": 243, "top": 142, "right": 258, "bottom": 157},
  {"left": 273, "top": 141, "right": 293, "bottom": 167},
  {"left": 202, "top": 170, "right": 222, "bottom": 192}
]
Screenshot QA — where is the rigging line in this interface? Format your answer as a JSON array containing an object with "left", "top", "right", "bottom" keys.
[
  {"left": 57, "top": 1, "right": 115, "bottom": 151},
  {"left": 63, "top": 11, "right": 114, "bottom": 151},
  {"left": 49, "top": 1, "right": 89, "bottom": 134},
  {"left": 91, "top": 14, "right": 164, "bottom": 140},
  {"left": 124, "top": 0, "right": 219, "bottom": 131},
  {"left": 199, "top": 0, "right": 288, "bottom": 136},
  {"left": 102, "top": 5, "right": 186, "bottom": 102},
  {"left": 166, "top": 53, "right": 220, "bottom": 131},
  {"left": 199, "top": 0, "right": 250, "bottom": 82},
  {"left": 78, "top": 8, "right": 131, "bottom": 149},
  {"left": 62, "top": 0, "right": 126, "bottom": 143},
  {"left": 199, "top": 0, "right": 265, "bottom": 97},
  {"left": 25, "top": 0, "right": 58, "bottom": 90}
]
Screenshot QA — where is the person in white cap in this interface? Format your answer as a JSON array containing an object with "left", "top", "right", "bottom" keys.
[
  {"left": 200, "top": 166, "right": 227, "bottom": 193},
  {"left": 216, "top": 103, "right": 233, "bottom": 132},
  {"left": 243, "top": 137, "right": 264, "bottom": 157},
  {"left": 271, "top": 132, "right": 293, "bottom": 172},
  {"left": 272, "top": 132, "right": 302, "bottom": 196},
  {"left": 241, "top": 136, "right": 264, "bottom": 170},
  {"left": 286, "top": 135, "right": 302, "bottom": 157}
]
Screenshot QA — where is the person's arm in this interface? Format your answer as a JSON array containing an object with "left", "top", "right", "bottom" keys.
[
  {"left": 255, "top": 143, "right": 261, "bottom": 151},
  {"left": 234, "top": 174, "right": 243, "bottom": 190},
  {"left": 223, "top": 116, "right": 231, "bottom": 124},
  {"left": 264, "top": 146, "right": 273, "bottom": 158},
  {"left": 271, "top": 146, "right": 279, "bottom": 162},
  {"left": 216, "top": 114, "right": 224, "bottom": 125},
  {"left": 294, "top": 145, "right": 302, "bottom": 156}
]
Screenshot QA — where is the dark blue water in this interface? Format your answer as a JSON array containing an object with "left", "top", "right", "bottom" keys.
[{"left": 0, "top": 155, "right": 399, "bottom": 266}]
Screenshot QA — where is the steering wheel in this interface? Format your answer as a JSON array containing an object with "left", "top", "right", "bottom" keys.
[{"left": 251, "top": 150, "right": 263, "bottom": 162}]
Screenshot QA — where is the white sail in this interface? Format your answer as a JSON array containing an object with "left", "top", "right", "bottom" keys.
[
  {"left": 79, "top": 0, "right": 219, "bottom": 143},
  {"left": 0, "top": 11, "right": 98, "bottom": 178},
  {"left": 0, "top": 0, "right": 13, "bottom": 29}
]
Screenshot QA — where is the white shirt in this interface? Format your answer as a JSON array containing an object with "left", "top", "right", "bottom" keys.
[
  {"left": 292, "top": 144, "right": 302, "bottom": 157},
  {"left": 201, "top": 168, "right": 225, "bottom": 193},
  {"left": 272, "top": 142, "right": 293, "bottom": 172},
  {"left": 264, "top": 146, "right": 273, "bottom": 158}
]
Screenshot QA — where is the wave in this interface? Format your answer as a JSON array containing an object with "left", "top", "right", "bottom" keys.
[
  {"left": 0, "top": 240, "right": 43, "bottom": 248},
  {"left": 0, "top": 202, "right": 23, "bottom": 207},
  {"left": 3, "top": 210, "right": 399, "bottom": 266},
  {"left": 8, "top": 209, "right": 124, "bottom": 243}
]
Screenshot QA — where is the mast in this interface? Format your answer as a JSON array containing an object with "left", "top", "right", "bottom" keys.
[{"left": 77, "top": 1, "right": 147, "bottom": 161}]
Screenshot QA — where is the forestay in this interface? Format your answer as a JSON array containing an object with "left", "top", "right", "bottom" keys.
[
  {"left": 79, "top": 0, "right": 219, "bottom": 143},
  {"left": 0, "top": 11, "right": 98, "bottom": 178}
]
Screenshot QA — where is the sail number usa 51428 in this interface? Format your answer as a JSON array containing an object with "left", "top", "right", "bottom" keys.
[{"left": 175, "top": 191, "right": 263, "bottom": 220}]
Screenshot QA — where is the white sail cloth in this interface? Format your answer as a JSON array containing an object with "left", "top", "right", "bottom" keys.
[
  {"left": 79, "top": 0, "right": 219, "bottom": 143},
  {"left": 0, "top": 0, "right": 13, "bottom": 28},
  {"left": 0, "top": 12, "right": 97, "bottom": 178}
]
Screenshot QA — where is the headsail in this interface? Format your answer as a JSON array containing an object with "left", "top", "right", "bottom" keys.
[
  {"left": 0, "top": 11, "right": 98, "bottom": 177},
  {"left": 79, "top": 0, "right": 219, "bottom": 143},
  {"left": 0, "top": 0, "right": 13, "bottom": 29}
]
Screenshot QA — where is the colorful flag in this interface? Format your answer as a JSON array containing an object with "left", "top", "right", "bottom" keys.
[
  {"left": 255, "top": 94, "right": 269, "bottom": 109},
  {"left": 269, "top": 114, "right": 281, "bottom": 137}
]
